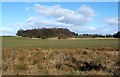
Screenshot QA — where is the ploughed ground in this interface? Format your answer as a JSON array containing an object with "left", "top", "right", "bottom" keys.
[{"left": 2, "top": 47, "right": 119, "bottom": 75}]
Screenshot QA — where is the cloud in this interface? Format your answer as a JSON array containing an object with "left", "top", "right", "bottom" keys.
[
  {"left": 22, "top": 4, "right": 97, "bottom": 32},
  {"left": 0, "top": 28, "right": 15, "bottom": 35},
  {"left": 34, "top": 4, "right": 95, "bottom": 26},
  {"left": 73, "top": 25, "right": 117, "bottom": 35},
  {"left": 103, "top": 17, "right": 118, "bottom": 26},
  {"left": 0, "top": 28, "right": 13, "bottom": 32},
  {"left": 25, "top": 17, "right": 117, "bottom": 34},
  {"left": 21, "top": 17, "right": 99, "bottom": 34},
  {"left": 24, "top": 17, "right": 72, "bottom": 29},
  {"left": 77, "top": 5, "right": 95, "bottom": 20},
  {"left": 17, "top": 4, "right": 117, "bottom": 35}
]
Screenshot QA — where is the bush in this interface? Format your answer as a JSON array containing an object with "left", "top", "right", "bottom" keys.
[
  {"left": 58, "top": 34, "right": 68, "bottom": 39},
  {"left": 41, "top": 36, "right": 47, "bottom": 39},
  {"left": 113, "top": 54, "right": 120, "bottom": 77},
  {"left": 18, "top": 55, "right": 25, "bottom": 62},
  {"left": 113, "top": 68, "right": 120, "bottom": 77},
  {"left": 2, "top": 64, "right": 8, "bottom": 71},
  {"left": 56, "top": 64, "right": 61, "bottom": 70},
  {"left": 92, "top": 55, "right": 106, "bottom": 65},
  {"left": 117, "top": 58, "right": 120, "bottom": 65},
  {"left": 14, "top": 63, "right": 27, "bottom": 71},
  {"left": 37, "top": 64, "right": 43, "bottom": 70}
]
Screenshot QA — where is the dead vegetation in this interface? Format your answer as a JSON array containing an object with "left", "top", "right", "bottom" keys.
[{"left": 2, "top": 48, "right": 119, "bottom": 75}]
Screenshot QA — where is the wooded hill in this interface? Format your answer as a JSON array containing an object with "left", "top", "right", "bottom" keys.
[
  {"left": 16, "top": 28, "right": 120, "bottom": 39},
  {"left": 16, "top": 28, "right": 78, "bottom": 39}
]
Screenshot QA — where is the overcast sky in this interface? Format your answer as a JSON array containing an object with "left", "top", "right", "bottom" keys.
[{"left": 1, "top": 2, "right": 118, "bottom": 36}]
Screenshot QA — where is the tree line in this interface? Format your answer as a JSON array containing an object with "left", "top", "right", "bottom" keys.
[
  {"left": 16, "top": 28, "right": 120, "bottom": 39},
  {"left": 16, "top": 28, "right": 78, "bottom": 39},
  {"left": 113, "top": 31, "right": 120, "bottom": 38},
  {"left": 78, "top": 33, "right": 120, "bottom": 38}
]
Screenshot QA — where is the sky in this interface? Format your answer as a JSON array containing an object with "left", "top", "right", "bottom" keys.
[{"left": 1, "top": 2, "right": 118, "bottom": 36}]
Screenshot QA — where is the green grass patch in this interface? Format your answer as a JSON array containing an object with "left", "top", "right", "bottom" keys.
[{"left": 2, "top": 37, "right": 118, "bottom": 49}]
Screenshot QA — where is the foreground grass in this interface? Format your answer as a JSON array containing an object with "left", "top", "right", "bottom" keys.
[
  {"left": 2, "top": 48, "right": 119, "bottom": 75},
  {"left": 2, "top": 37, "right": 118, "bottom": 48}
]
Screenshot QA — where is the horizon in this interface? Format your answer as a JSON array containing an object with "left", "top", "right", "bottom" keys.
[
  {"left": 1, "top": 27, "right": 118, "bottom": 36},
  {"left": 1, "top": 2, "right": 118, "bottom": 36}
]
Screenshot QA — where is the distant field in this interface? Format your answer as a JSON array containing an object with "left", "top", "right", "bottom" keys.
[{"left": 2, "top": 37, "right": 118, "bottom": 49}]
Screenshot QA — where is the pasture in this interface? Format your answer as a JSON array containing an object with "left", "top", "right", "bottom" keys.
[{"left": 2, "top": 36, "right": 118, "bottom": 49}]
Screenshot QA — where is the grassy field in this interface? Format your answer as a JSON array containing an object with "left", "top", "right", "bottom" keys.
[
  {"left": 2, "top": 48, "right": 118, "bottom": 75},
  {"left": 2, "top": 37, "right": 119, "bottom": 75},
  {"left": 2, "top": 37, "right": 118, "bottom": 49}
]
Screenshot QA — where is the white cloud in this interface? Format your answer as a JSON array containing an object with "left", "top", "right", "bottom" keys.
[
  {"left": 18, "top": 16, "right": 117, "bottom": 35},
  {"left": 77, "top": 5, "right": 95, "bottom": 20},
  {"left": 103, "top": 17, "right": 118, "bottom": 26},
  {"left": 88, "top": 26, "right": 96, "bottom": 30},
  {"left": 21, "top": 17, "right": 101, "bottom": 34},
  {"left": 16, "top": 4, "right": 117, "bottom": 35},
  {"left": 24, "top": 17, "right": 72, "bottom": 28},
  {"left": 0, "top": 28, "right": 13, "bottom": 32},
  {"left": 68, "top": 23, "right": 117, "bottom": 34},
  {"left": 34, "top": 4, "right": 95, "bottom": 26},
  {"left": 0, "top": 28, "right": 14, "bottom": 35}
]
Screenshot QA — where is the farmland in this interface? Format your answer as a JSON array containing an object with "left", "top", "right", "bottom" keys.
[{"left": 2, "top": 36, "right": 119, "bottom": 75}]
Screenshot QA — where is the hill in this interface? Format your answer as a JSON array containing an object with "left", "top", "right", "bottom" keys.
[
  {"left": 16, "top": 28, "right": 78, "bottom": 39},
  {"left": 16, "top": 28, "right": 120, "bottom": 39}
]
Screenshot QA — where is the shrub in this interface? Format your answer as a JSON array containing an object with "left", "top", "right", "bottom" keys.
[
  {"left": 37, "top": 64, "right": 48, "bottom": 74},
  {"left": 56, "top": 64, "right": 61, "bottom": 70},
  {"left": 63, "top": 53, "right": 74, "bottom": 62},
  {"left": 18, "top": 55, "right": 25, "bottom": 62},
  {"left": 58, "top": 34, "right": 68, "bottom": 39},
  {"left": 92, "top": 55, "right": 106, "bottom": 65},
  {"left": 117, "top": 56, "right": 120, "bottom": 65},
  {"left": 113, "top": 68, "right": 120, "bottom": 77},
  {"left": 37, "top": 64, "right": 43, "bottom": 70},
  {"left": 41, "top": 36, "right": 47, "bottom": 39},
  {"left": 2, "top": 64, "right": 8, "bottom": 71},
  {"left": 14, "top": 63, "right": 27, "bottom": 71}
]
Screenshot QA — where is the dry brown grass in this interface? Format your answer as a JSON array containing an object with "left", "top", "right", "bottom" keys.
[{"left": 2, "top": 48, "right": 119, "bottom": 75}]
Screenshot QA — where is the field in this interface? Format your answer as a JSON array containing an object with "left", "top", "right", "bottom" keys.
[
  {"left": 2, "top": 37, "right": 119, "bottom": 75},
  {"left": 2, "top": 37, "right": 118, "bottom": 48}
]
